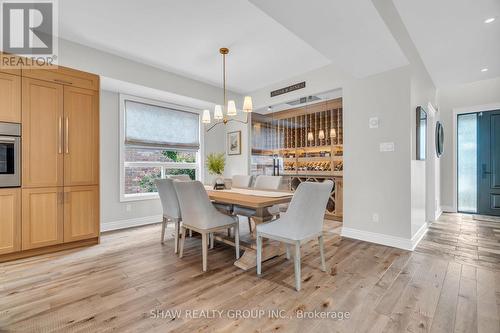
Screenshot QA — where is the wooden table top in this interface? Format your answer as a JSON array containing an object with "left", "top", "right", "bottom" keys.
[{"left": 205, "top": 186, "right": 293, "bottom": 209}]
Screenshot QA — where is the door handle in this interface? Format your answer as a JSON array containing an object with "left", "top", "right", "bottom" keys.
[
  {"left": 482, "top": 164, "right": 492, "bottom": 179},
  {"left": 58, "top": 117, "right": 63, "bottom": 154},
  {"left": 65, "top": 117, "right": 69, "bottom": 154}
]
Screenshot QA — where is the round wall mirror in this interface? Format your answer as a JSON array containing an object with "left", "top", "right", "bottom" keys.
[{"left": 435, "top": 121, "right": 444, "bottom": 157}]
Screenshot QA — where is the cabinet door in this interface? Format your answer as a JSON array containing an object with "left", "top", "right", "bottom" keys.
[
  {"left": 0, "top": 72, "right": 21, "bottom": 123},
  {"left": 0, "top": 53, "right": 22, "bottom": 76},
  {"left": 22, "top": 187, "right": 64, "bottom": 250},
  {"left": 64, "top": 87, "right": 99, "bottom": 186},
  {"left": 64, "top": 186, "right": 99, "bottom": 242},
  {"left": 0, "top": 188, "right": 21, "bottom": 255},
  {"left": 22, "top": 78, "right": 64, "bottom": 187}
]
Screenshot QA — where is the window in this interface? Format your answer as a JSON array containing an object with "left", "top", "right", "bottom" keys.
[
  {"left": 120, "top": 95, "right": 202, "bottom": 201},
  {"left": 457, "top": 113, "right": 477, "bottom": 213}
]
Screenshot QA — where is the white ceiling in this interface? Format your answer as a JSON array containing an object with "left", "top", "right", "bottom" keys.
[
  {"left": 59, "top": 0, "right": 330, "bottom": 94},
  {"left": 60, "top": 0, "right": 499, "bottom": 93},
  {"left": 59, "top": 0, "right": 409, "bottom": 94},
  {"left": 249, "top": 0, "right": 409, "bottom": 79},
  {"left": 394, "top": 0, "right": 500, "bottom": 87}
]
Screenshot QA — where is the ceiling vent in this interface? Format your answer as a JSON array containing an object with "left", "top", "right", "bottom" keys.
[{"left": 286, "top": 95, "right": 320, "bottom": 106}]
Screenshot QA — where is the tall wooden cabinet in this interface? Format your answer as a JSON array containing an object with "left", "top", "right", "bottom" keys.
[
  {"left": 0, "top": 72, "right": 21, "bottom": 123},
  {"left": 21, "top": 187, "right": 64, "bottom": 250},
  {"left": 22, "top": 78, "right": 64, "bottom": 188},
  {"left": 63, "top": 87, "right": 99, "bottom": 186},
  {"left": 0, "top": 188, "right": 21, "bottom": 255},
  {"left": 0, "top": 61, "right": 100, "bottom": 262},
  {"left": 64, "top": 186, "right": 99, "bottom": 242}
]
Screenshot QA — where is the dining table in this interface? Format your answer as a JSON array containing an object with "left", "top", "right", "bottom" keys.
[{"left": 204, "top": 185, "right": 293, "bottom": 270}]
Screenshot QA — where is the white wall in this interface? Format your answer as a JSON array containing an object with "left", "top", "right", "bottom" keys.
[
  {"left": 58, "top": 39, "right": 242, "bottom": 105},
  {"left": 437, "top": 77, "right": 500, "bottom": 211},
  {"left": 343, "top": 66, "right": 412, "bottom": 240},
  {"left": 224, "top": 113, "right": 251, "bottom": 178},
  {"left": 100, "top": 91, "right": 163, "bottom": 230}
]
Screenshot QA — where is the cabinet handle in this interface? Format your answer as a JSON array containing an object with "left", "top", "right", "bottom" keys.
[
  {"left": 58, "top": 117, "right": 63, "bottom": 154},
  {"left": 54, "top": 79, "right": 73, "bottom": 85},
  {"left": 65, "top": 117, "right": 69, "bottom": 154}
]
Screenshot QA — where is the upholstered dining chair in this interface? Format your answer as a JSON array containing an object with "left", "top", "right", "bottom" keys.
[
  {"left": 232, "top": 175, "right": 253, "bottom": 188},
  {"left": 256, "top": 180, "right": 333, "bottom": 291},
  {"left": 168, "top": 174, "right": 192, "bottom": 181},
  {"left": 155, "top": 179, "right": 182, "bottom": 253},
  {"left": 233, "top": 175, "right": 282, "bottom": 233},
  {"left": 174, "top": 180, "right": 240, "bottom": 272}
]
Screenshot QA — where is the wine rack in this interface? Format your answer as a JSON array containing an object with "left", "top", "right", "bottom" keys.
[{"left": 251, "top": 97, "right": 344, "bottom": 221}]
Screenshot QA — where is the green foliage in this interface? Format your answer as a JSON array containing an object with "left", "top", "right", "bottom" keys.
[
  {"left": 162, "top": 150, "right": 196, "bottom": 163},
  {"left": 206, "top": 153, "right": 225, "bottom": 175},
  {"left": 139, "top": 173, "right": 159, "bottom": 193},
  {"left": 163, "top": 150, "right": 179, "bottom": 161}
]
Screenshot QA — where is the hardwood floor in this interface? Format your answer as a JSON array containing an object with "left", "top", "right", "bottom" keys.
[{"left": 0, "top": 213, "right": 499, "bottom": 332}]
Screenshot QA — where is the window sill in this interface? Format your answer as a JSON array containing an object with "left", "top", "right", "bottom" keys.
[{"left": 120, "top": 193, "right": 160, "bottom": 202}]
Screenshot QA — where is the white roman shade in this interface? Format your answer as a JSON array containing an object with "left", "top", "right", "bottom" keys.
[{"left": 125, "top": 100, "right": 200, "bottom": 150}]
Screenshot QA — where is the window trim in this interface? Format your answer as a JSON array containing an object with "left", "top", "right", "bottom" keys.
[{"left": 119, "top": 94, "right": 205, "bottom": 202}]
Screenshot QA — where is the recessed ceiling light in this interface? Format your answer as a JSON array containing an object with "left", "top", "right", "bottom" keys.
[
  {"left": 484, "top": 17, "right": 496, "bottom": 24},
  {"left": 481, "top": 68, "right": 489, "bottom": 72}
]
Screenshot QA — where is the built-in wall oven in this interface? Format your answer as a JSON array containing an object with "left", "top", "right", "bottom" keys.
[{"left": 0, "top": 122, "right": 21, "bottom": 187}]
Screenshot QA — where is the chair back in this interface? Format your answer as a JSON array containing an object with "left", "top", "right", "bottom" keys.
[
  {"left": 232, "top": 175, "right": 252, "bottom": 188},
  {"left": 168, "top": 174, "right": 191, "bottom": 181},
  {"left": 284, "top": 181, "right": 333, "bottom": 237},
  {"left": 254, "top": 175, "right": 282, "bottom": 190},
  {"left": 155, "top": 179, "right": 181, "bottom": 219},
  {"left": 173, "top": 180, "right": 220, "bottom": 229}
]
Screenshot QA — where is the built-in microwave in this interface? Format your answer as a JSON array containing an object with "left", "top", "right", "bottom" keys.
[{"left": 0, "top": 122, "right": 21, "bottom": 187}]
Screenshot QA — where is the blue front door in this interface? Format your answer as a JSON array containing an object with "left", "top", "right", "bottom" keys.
[{"left": 477, "top": 110, "right": 500, "bottom": 216}]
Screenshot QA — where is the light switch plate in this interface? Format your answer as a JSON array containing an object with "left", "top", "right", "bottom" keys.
[
  {"left": 380, "top": 142, "right": 395, "bottom": 152},
  {"left": 369, "top": 117, "right": 379, "bottom": 129}
]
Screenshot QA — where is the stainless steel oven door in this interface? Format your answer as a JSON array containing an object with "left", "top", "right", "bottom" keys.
[{"left": 0, "top": 136, "right": 20, "bottom": 187}]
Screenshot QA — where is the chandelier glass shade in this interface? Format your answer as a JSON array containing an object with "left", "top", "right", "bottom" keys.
[{"left": 205, "top": 48, "right": 253, "bottom": 131}]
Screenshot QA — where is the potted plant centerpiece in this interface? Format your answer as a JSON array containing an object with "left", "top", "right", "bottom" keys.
[{"left": 206, "top": 153, "right": 226, "bottom": 189}]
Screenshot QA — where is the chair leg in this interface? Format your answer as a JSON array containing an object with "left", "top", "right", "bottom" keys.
[
  {"left": 189, "top": 229, "right": 192, "bottom": 237},
  {"left": 210, "top": 232, "right": 214, "bottom": 249},
  {"left": 256, "top": 235, "right": 262, "bottom": 275},
  {"left": 161, "top": 217, "right": 167, "bottom": 244},
  {"left": 234, "top": 223, "right": 240, "bottom": 259},
  {"left": 247, "top": 217, "right": 252, "bottom": 233},
  {"left": 294, "top": 242, "right": 301, "bottom": 291},
  {"left": 179, "top": 226, "right": 186, "bottom": 258},
  {"left": 285, "top": 244, "right": 291, "bottom": 260},
  {"left": 174, "top": 220, "right": 180, "bottom": 253},
  {"left": 319, "top": 235, "right": 326, "bottom": 272},
  {"left": 201, "top": 233, "right": 208, "bottom": 272}
]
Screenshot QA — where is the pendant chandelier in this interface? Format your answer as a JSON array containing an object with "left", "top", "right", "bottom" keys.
[{"left": 204, "top": 47, "right": 253, "bottom": 131}]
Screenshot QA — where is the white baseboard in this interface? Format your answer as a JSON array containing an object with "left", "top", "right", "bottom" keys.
[
  {"left": 441, "top": 205, "right": 456, "bottom": 213},
  {"left": 341, "top": 223, "right": 428, "bottom": 252},
  {"left": 101, "top": 215, "right": 163, "bottom": 232},
  {"left": 341, "top": 227, "right": 414, "bottom": 251},
  {"left": 434, "top": 208, "right": 443, "bottom": 220},
  {"left": 410, "top": 222, "right": 428, "bottom": 250}
]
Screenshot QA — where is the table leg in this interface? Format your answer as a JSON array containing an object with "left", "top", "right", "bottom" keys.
[{"left": 233, "top": 207, "right": 285, "bottom": 271}]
